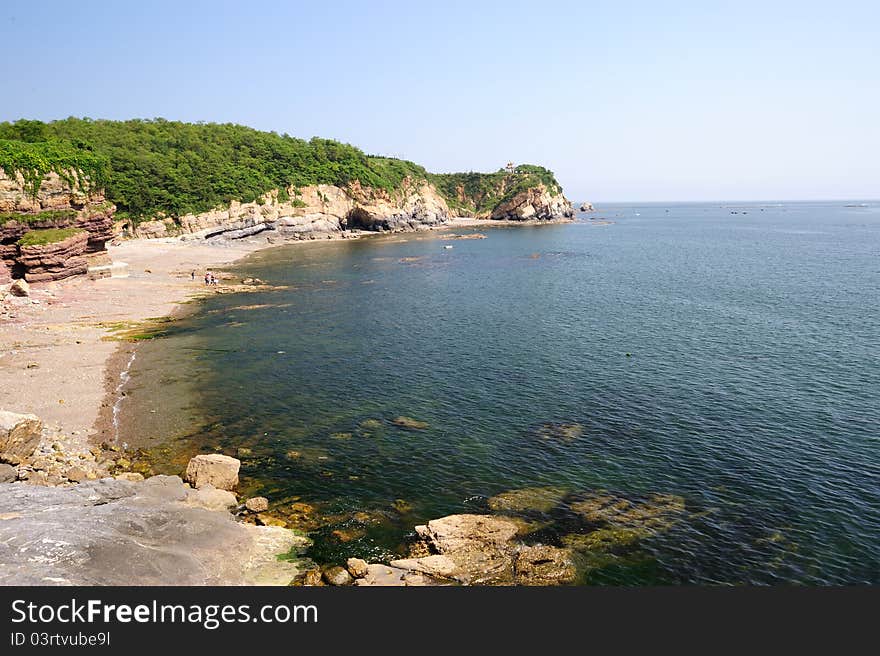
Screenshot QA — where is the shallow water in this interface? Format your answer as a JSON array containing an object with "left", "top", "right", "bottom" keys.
[{"left": 121, "top": 201, "right": 880, "bottom": 584}]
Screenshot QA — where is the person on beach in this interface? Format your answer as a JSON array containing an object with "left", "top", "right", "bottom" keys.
[
  {"left": 205, "top": 271, "right": 211, "bottom": 285},
  {"left": 191, "top": 270, "right": 195, "bottom": 281}
]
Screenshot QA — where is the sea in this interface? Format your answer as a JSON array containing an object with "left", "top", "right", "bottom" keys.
[{"left": 117, "top": 200, "right": 880, "bottom": 584}]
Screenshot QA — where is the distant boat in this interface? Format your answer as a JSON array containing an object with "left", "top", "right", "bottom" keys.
[{"left": 443, "top": 245, "right": 453, "bottom": 249}]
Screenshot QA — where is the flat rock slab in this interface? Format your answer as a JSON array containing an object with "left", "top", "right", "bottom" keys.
[{"left": 0, "top": 476, "right": 307, "bottom": 586}]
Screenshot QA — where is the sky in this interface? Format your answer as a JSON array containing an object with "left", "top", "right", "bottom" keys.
[{"left": 2, "top": 0, "right": 878, "bottom": 202}]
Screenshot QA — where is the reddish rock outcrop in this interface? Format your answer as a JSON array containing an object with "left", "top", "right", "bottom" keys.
[
  {"left": 0, "top": 171, "right": 116, "bottom": 283},
  {"left": 17, "top": 231, "right": 89, "bottom": 282}
]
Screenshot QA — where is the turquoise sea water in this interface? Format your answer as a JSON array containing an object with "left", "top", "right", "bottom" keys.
[{"left": 122, "top": 201, "right": 880, "bottom": 584}]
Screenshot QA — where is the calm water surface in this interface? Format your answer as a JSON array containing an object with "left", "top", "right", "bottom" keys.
[{"left": 122, "top": 201, "right": 880, "bottom": 584}]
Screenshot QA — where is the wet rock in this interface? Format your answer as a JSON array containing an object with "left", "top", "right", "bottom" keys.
[
  {"left": 9, "top": 279, "right": 29, "bottom": 297},
  {"left": 346, "top": 557, "right": 369, "bottom": 578},
  {"left": 331, "top": 527, "right": 366, "bottom": 543},
  {"left": 0, "top": 463, "right": 17, "bottom": 483},
  {"left": 184, "top": 453, "right": 240, "bottom": 491},
  {"left": 513, "top": 545, "right": 577, "bottom": 585},
  {"left": 392, "top": 498, "right": 413, "bottom": 514},
  {"left": 245, "top": 496, "right": 269, "bottom": 513},
  {"left": 302, "top": 568, "right": 323, "bottom": 586},
  {"left": 392, "top": 416, "right": 429, "bottom": 430},
  {"left": 323, "top": 566, "right": 353, "bottom": 586},
  {"left": 280, "top": 501, "right": 326, "bottom": 531},
  {"left": 487, "top": 486, "right": 568, "bottom": 513},
  {"left": 256, "top": 514, "right": 287, "bottom": 528},
  {"left": 0, "top": 410, "right": 43, "bottom": 464}
]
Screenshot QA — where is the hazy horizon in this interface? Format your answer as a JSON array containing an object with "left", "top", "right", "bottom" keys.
[{"left": 2, "top": 0, "right": 877, "bottom": 202}]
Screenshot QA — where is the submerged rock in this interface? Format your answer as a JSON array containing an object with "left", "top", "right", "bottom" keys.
[
  {"left": 184, "top": 453, "right": 240, "bottom": 491},
  {"left": 392, "top": 416, "right": 429, "bottom": 430},
  {"left": 513, "top": 545, "right": 577, "bottom": 585},
  {"left": 562, "top": 491, "right": 687, "bottom": 554},
  {"left": 487, "top": 486, "right": 568, "bottom": 513},
  {"left": 569, "top": 492, "right": 685, "bottom": 530},
  {"left": 562, "top": 527, "right": 644, "bottom": 552},
  {"left": 536, "top": 422, "right": 584, "bottom": 442}
]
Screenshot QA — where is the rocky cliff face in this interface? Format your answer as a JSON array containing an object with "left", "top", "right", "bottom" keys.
[
  {"left": 132, "top": 175, "right": 573, "bottom": 242},
  {"left": 490, "top": 184, "right": 573, "bottom": 221},
  {"left": 132, "top": 177, "right": 453, "bottom": 241},
  {"left": 0, "top": 171, "right": 117, "bottom": 282}
]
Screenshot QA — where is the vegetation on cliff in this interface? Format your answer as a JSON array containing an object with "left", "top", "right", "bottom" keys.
[
  {"left": 0, "top": 137, "right": 108, "bottom": 197},
  {"left": 16, "top": 227, "right": 86, "bottom": 247},
  {"left": 0, "top": 118, "right": 566, "bottom": 223},
  {"left": 0, "top": 208, "right": 78, "bottom": 226},
  {"left": 429, "top": 165, "right": 562, "bottom": 215}
]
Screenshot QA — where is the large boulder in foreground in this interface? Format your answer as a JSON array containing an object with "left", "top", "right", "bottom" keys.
[
  {"left": 184, "top": 453, "right": 240, "bottom": 491},
  {"left": 0, "top": 476, "right": 309, "bottom": 585},
  {"left": 0, "top": 410, "right": 43, "bottom": 464}
]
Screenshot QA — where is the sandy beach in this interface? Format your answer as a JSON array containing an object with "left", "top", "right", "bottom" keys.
[{"left": 0, "top": 238, "right": 267, "bottom": 454}]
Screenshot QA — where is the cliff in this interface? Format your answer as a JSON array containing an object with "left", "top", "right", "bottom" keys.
[
  {"left": 430, "top": 165, "right": 573, "bottom": 221},
  {"left": 133, "top": 177, "right": 451, "bottom": 241},
  {"left": 0, "top": 166, "right": 117, "bottom": 282}
]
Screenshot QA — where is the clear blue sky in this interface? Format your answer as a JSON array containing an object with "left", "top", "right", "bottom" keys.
[{"left": 2, "top": 0, "right": 877, "bottom": 201}]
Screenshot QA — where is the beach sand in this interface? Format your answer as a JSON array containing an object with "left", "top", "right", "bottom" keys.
[{"left": 0, "top": 238, "right": 266, "bottom": 451}]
